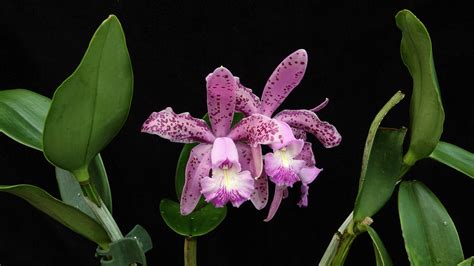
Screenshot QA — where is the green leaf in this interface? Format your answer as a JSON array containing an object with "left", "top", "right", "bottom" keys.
[
  {"left": 0, "top": 89, "right": 50, "bottom": 151},
  {"left": 458, "top": 257, "right": 474, "bottom": 266},
  {"left": 398, "top": 181, "right": 464, "bottom": 265},
  {"left": 362, "top": 225, "right": 393, "bottom": 266},
  {"left": 0, "top": 88, "right": 113, "bottom": 211},
  {"left": 160, "top": 199, "right": 227, "bottom": 237},
  {"left": 88, "top": 154, "right": 113, "bottom": 210},
  {"left": 353, "top": 127, "right": 406, "bottom": 221},
  {"left": 396, "top": 10, "right": 445, "bottom": 165},
  {"left": 429, "top": 141, "right": 474, "bottom": 179},
  {"left": 353, "top": 91, "right": 406, "bottom": 222},
  {"left": 0, "top": 184, "right": 110, "bottom": 248},
  {"left": 43, "top": 15, "right": 133, "bottom": 173}
]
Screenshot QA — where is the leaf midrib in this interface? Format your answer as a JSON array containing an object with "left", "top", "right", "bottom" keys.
[{"left": 82, "top": 22, "right": 112, "bottom": 166}]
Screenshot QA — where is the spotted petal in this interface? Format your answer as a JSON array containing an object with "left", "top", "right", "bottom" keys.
[
  {"left": 261, "top": 49, "right": 308, "bottom": 116},
  {"left": 206, "top": 67, "right": 237, "bottom": 137},
  {"left": 234, "top": 77, "right": 261, "bottom": 116},
  {"left": 274, "top": 109, "right": 342, "bottom": 148},
  {"left": 228, "top": 114, "right": 294, "bottom": 147},
  {"left": 142, "top": 108, "right": 215, "bottom": 144},
  {"left": 292, "top": 127, "right": 307, "bottom": 141},
  {"left": 180, "top": 143, "right": 213, "bottom": 215},
  {"left": 295, "top": 142, "right": 316, "bottom": 166},
  {"left": 250, "top": 173, "right": 269, "bottom": 210}
]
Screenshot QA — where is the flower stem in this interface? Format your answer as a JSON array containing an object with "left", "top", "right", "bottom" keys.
[{"left": 184, "top": 237, "right": 197, "bottom": 266}]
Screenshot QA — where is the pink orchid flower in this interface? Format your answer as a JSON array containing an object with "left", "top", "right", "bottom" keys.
[
  {"left": 142, "top": 67, "right": 292, "bottom": 215},
  {"left": 234, "top": 49, "right": 342, "bottom": 221}
]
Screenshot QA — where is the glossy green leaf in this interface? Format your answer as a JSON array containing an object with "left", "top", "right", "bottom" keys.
[
  {"left": 430, "top": 141, "right": 474, "bottom": 179},
  {"left": 88, "top": 154, "right": 112, "bottom": 210},
  {"left": 0, "top": 184, "right": 110, "bottom": 248},
  {"left": 160, "top": 199, "right": 227, "bottom": 237},
  {"left": 43, "top": 15, "right": 133, "bottom": 173},
  {"left": 398, "top": 181, "right": 464, "bottom": 265},
  {"left": 0, "top": 88, "right": 113, "bottom": 211},
  {"left": 0, "top": 89, "right": 50, "bottom": 151},
  {"left": 353, "top": 127, "right": 406, "bottom": 221},
  {"left": 353, "top": 91, "right": 406, "bottom": 221},
  {"left": 458, "top": 257, "right": 474, "bottom": 266},
  {"left": 362, "top": 225, "right": 393, "bottom": 266},
  {"left": 396, "top": 10, "right": 445, "bottom": 165}
]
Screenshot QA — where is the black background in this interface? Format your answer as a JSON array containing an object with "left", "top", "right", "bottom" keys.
[{"left": 0, "top": 1, "right": 473, "bottom": 265}]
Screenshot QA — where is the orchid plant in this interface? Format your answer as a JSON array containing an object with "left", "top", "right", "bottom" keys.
[{"left": 0, "top": 8, "right": 473, "bottom": 266}]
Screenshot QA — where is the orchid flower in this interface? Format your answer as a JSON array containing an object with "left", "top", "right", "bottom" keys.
[
  {"left": 142, "top": 67, "right": 292, "bottom": 215},
  {"left": 234, "top": 49, "right": 342, "bottom": 221}
]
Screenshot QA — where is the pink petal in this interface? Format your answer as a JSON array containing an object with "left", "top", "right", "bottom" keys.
[
  {"left": 297, "top": 184, "right": 309, "bottom": 207},
  {"left": 180, "top": 143, "right": 213, "bottom": 215},
  {"left": 264, "top": 151, "right": 305, "bottom": 187},
  {"left": 141, "top": 108, "right": 215, "bottom": 144},
  {"left": 236, "top": 143, "right": 267, "bottom": 210},
  {"left": 280, "top": 139, "right": 304, "bottom": 158},
  {"left": 201, "top": 168, "right": 254, "bottom": 208},
  {"left": 310, "top": 98, "right": 329, "bottom": 112},
  {"left": 274, "top": 109, "right": 342, "bottom": 148},
  {"left": 234, "top": 77, "right": 262, "bottom": 116},
  {"left": 295, "top": 142, "right": 316, "bottom": 166},
  {"left": 250, "top": 173, "right": 269, "bottom": 210},
  {"left": 299, "top": 166, "right": 322, "bottom": 185},
  {"left": 228, "top": 114, "right": 294, "bottom": 147},
  {"left": 264, "top": 186, "right": 286, "bottom": 222},
  {"left": 251, "top": 145, "right": 263, "bottom": 178},
  {"left": 206, "top": 67, "right": 237, "bottom": 137},
  {"left": 261, "top": 49, "right": 308, "bottom": 116},
  {"left": 268, "top": 120, "right": 298, "bottom": 151},
  {"left": 211, "top": 137, "right": 240, "bottom": 170}
]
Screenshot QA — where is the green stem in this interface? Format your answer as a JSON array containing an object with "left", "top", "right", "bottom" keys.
[
  {"left": 80, "top": 180, "right": 102, "bottom": 207},
  {"left": 330, "top": 233, "right": 356, "bottom": 265},
  {"left": 73, "top": 166, "right": 123, "bottom": 242},
  {"left": 85, "top": 197, "right": 123, "bottom": 241},
  {"left": 319, "top": 212, "right": 357, "bottom": 266},
  {"left": 184, "top": 237, "right": 197, "bottom": 266}
]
